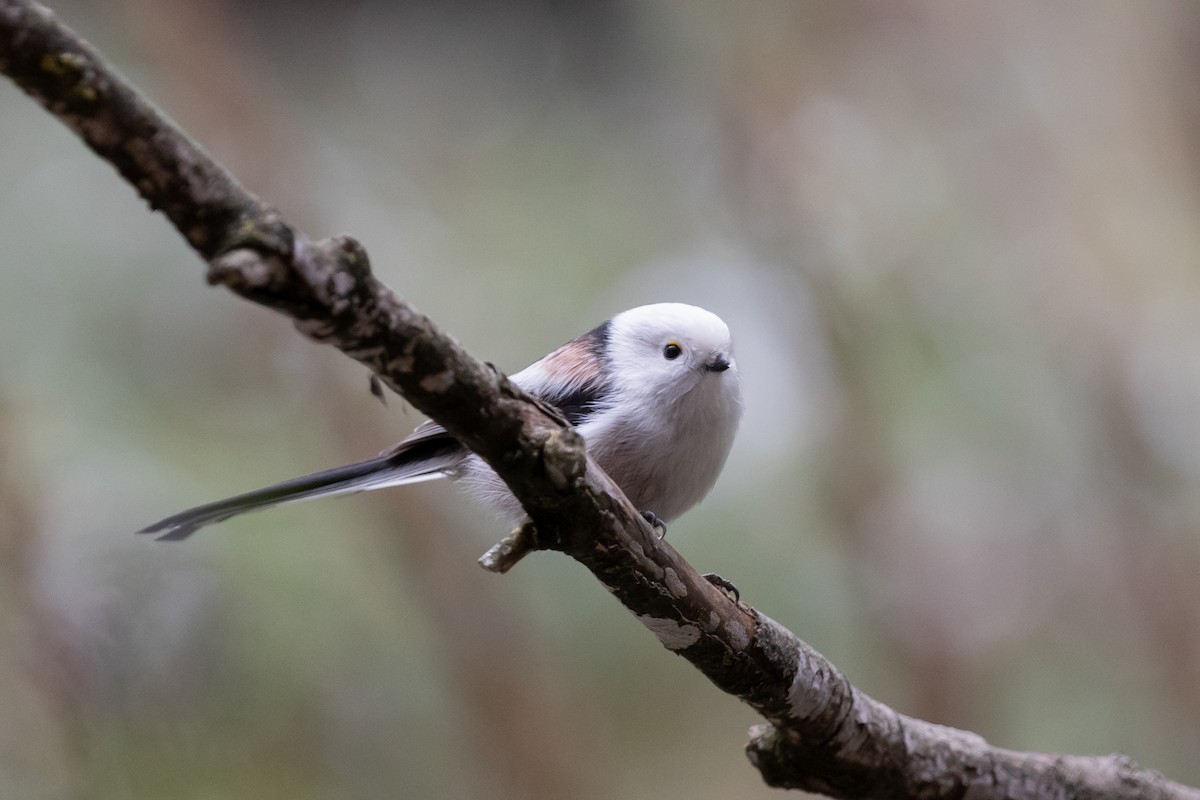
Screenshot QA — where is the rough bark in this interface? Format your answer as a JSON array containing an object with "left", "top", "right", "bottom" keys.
[{"left": 2, "top": 1, "right": 1196, "bottom": 797}]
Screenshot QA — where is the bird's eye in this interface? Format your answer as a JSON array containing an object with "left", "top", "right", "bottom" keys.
[{"left": 663, "top": 341, "right": 683, "bottom": 360}]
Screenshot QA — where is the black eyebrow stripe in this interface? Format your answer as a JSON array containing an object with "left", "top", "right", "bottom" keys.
[
  {"left": 529, "top": 316, "right": 614, "bottom": 426},
  {"left": 556, "top": 318, "right": 613, "bottom": 424},
  {"left": 587, "top": 318, "right": 612, "bottom": 363}
]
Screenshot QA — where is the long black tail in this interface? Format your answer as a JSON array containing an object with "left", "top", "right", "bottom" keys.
[{"left": 140, "top": 443, "right": 458, "bottom": 541}]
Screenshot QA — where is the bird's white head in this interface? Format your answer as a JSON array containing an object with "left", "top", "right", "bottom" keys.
[{"left": 606, "top": 303, "right": 739, "bottom": 405}]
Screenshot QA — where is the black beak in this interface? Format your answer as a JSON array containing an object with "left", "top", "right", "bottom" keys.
[{"left": 706, "top": 354, "right": 732, "bottom": 373}]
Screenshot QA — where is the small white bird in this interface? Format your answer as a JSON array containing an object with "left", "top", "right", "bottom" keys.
[{"left": 141, "top": 303, "right": 743, "bottom": 541}]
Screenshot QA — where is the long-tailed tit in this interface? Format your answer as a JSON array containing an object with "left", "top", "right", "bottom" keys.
[{"left": 141, "top": 303, "right": 743, "bottom": 541}]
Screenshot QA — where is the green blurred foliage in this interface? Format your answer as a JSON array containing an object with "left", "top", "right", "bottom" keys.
[{"left": 2, "top": 1, "right": 1200, "bottom": 797}]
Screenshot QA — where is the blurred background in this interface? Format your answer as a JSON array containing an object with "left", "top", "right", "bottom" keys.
[{"left": 3, "top": 1, "right": 1200, "bottom": 797}]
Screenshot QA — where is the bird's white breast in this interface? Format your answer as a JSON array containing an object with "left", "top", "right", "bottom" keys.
[{"left": 580, "top": 369, "right": 742, "bottom": 523}]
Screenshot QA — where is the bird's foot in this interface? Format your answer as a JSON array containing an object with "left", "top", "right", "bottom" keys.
[
  {"left": 640, "top": 510, "right": 667, "bottom": 538},
  {"left": 702, "top": 572, "right": 740, "bottom": 603}
]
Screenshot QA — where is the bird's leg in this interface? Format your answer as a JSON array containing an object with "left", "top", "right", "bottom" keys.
[
  {"left": 640, "top": 510, "right": 667, "bottom": 538},
  {"left": 702, "top": 572, "right": 740, "bottom": 603}
]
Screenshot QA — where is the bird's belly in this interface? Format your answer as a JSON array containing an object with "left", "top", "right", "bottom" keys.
[{"left": 593, "top": 427, "right": 731, "bottom": 523}]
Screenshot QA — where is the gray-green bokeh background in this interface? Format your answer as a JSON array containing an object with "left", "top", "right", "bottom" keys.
[{"left": 3, "top": 2, "right": 1200, "bottom": 797}]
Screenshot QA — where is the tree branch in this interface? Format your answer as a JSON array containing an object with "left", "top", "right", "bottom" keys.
[{"left": 2, "top": 2, "right": 1196, "bottom": 797}]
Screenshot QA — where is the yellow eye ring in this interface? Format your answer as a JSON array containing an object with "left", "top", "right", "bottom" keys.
[{"left": 663, "top": 341, "right": 683, "bottom": 360}]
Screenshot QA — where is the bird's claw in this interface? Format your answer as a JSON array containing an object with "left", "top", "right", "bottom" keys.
[
  {"left": 703, "top": 572, "right": 740, "bottom": 603},
  {"left": 640, "top": 510, "right": 667, "bottom": 538}
]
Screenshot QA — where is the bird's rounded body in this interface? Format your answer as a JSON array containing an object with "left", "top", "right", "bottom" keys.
[{"left": 142, "top": 303, "right": 743, "bottom": 540}]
